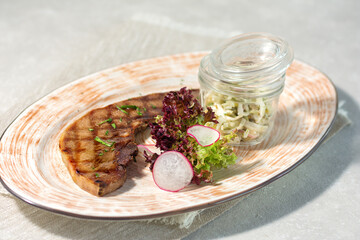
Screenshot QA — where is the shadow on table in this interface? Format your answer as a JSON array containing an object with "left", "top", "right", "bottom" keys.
[{"left": 184, "top": 87, "right": 359, "bottom": 240}]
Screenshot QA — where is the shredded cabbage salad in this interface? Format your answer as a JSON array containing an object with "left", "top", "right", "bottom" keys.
[{"left": 203, "top": 90, "right": 273, "bottom": 143}]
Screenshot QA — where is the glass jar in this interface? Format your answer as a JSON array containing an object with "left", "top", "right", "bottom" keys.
[{"left": 198, "top": 32, "right": 294, "bottom": 146}]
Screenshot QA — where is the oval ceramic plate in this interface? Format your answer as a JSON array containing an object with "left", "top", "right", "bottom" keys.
[{"left": 0, "top": 52, "right": 337, "bottom": 220}]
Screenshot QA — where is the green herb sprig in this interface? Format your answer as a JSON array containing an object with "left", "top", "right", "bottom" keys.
[
  {"left": 94, "top": 136, "right": 115, "bottom": 147},
  {"left": 97, "top": 118, "right": 112, "bottom": 125},
  {"left": 117, "top": 105, "right": 143, "bottom": 116}
]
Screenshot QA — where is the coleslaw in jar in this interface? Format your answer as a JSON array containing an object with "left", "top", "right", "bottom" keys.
[{"left": 198, "top": 33, "right": 294, "bottom": 146}]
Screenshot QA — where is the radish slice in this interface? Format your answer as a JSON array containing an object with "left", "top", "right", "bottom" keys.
[
  {"left": 137, "top": 144, "right": 154, "bottom": 155},
  {"left": 136, "top": 145, "right": 161, "bottom": 162},
  {"left": 152, "top": 151, "right": 194, "bottom": 192},
  {"left": 137, "top": 144, "right": 161, "bottom": 155},
  {"left": 187, "top": 125, "right": 220, "bottom": 147}
]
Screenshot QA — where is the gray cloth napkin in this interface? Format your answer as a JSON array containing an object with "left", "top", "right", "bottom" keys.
[{"left": 0, "top": 20, "right": 351, "bottom": 240}]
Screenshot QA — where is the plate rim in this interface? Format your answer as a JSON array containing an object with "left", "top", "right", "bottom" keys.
[{"left": 0, "top": 53, "right": 338, "bottom": 220}]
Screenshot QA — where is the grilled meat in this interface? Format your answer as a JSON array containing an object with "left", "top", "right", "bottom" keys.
[{"left": 59, "top": 92, "right": 166, "bottom": 196}]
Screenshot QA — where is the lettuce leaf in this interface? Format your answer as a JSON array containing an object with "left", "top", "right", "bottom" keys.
[{"left": 148, "top": 87, "right": 237, "bottom": 184}]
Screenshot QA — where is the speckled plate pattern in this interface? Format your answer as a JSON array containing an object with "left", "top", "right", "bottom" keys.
[{"left": 0, "top": 52, "right": 337, "bottom": 220}]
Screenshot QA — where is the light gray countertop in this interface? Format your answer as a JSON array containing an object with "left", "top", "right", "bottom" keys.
[{"left": 0, "top": 1, "right": 359, "bottom": 239}]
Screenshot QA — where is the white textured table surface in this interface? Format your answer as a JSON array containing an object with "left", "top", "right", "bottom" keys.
[{"left": 1, "top": 1, "right": 359, "bottom": 239}]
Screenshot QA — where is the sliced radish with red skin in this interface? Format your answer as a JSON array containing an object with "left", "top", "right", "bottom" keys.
[
  {"left": 137, "top": 144, "right": 161, "bottom": 155},
  {"left": 187, "top": 125, "right": 220, "bottom": 147},
  {"left": 152, "top": 151, "right": 194, "bottom": 192},
  {"left": 136, "top": 145, "right": 161, "bottom": 162},
  {"left": 137, "top": 145, "right": 154, "bottom": 155}
]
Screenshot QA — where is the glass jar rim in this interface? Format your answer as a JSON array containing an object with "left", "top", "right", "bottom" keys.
[
  {"left": 208, "top": 32, "right": 294, "bottom": 82},
  {"left": 198, "top": 32, "right": 294, "bottom": 98}
]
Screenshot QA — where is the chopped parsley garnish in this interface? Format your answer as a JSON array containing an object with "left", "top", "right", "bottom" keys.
[
  {"left": 119, "top": 117, "right": 122, "bottom": 122},
  {"left": 117, "top": 105, "right": 143, "bottom": 116},
  {"left": 95, "top": 173, "right": 99, "bottom": 177},
  {"left": 111, "top": 123, "right": 116, "bottom": 129},
  {"left": 116, "top": 105, "right": 128, "bottom": 114},
  {"left": 143, "top": 107, "right": 147, "bottom": 112},
  {"left": 119, "top": 105, "right": 138, "bottom": 109},
  {"left": 94, "top": 136, "right": 115, "bottom": 147},
  {"left": 88, "top": 128, "right": 94, "bottom": 131},
  {"left": 151, "top": 104, "right": 157, "bottom": 109},
  {"left": 98, "top": 152, "right": 104, "bottom": 156},
  {"left": 98, "top": 118, "right": 112, "bottom": 125},
  {"left": 104, "top": 149, "right": 109, "bottom": 152},
  {"left": 111, "top": 148, "right": 115, "bottom": 151},
  {"left": 105, "top": 130, "right": 109, "bottom": 136}
]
